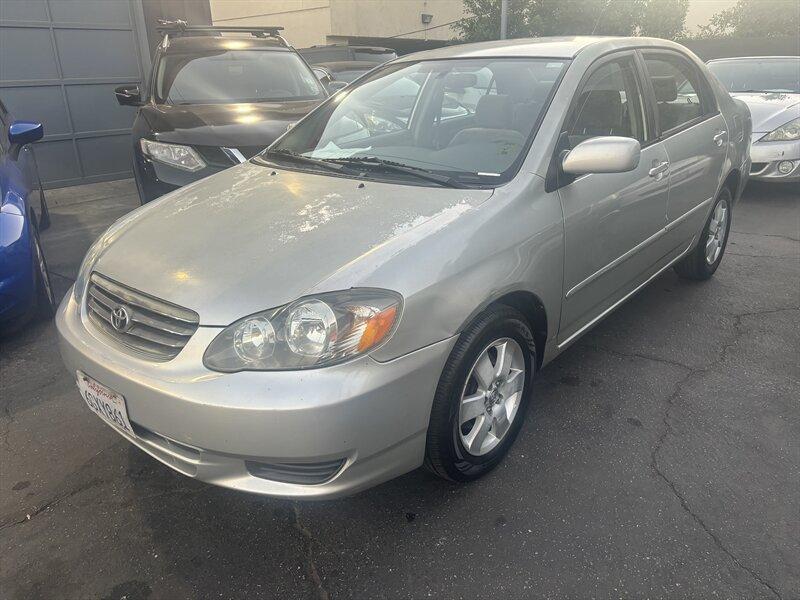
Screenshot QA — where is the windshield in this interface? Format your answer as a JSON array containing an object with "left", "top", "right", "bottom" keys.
[
  {"left": 708, "top": 58, "right": 800, "bottom": 94},
  {"left": 155, "top": 50, "right": 326, "bottom": 105},
  {"left": 268, "top": 58, "right": 567, "bottom": 186}
]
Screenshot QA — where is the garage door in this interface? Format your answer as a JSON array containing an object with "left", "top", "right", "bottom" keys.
[{"left": 0, "top": 0, "right": 148, "bottom": 188}]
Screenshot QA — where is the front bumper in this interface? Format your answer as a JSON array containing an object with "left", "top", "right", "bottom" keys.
[
  {"left": 133, "top": 146, "right": 230, "bottom": 204},
  {"left": 56, "top": 292, "right": 455, "bottom": 498},
  {"left": 748, "top": 138, "right": 800, "bottom": 182}
]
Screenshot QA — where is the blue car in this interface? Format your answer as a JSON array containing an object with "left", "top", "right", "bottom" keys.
[{"left": 0, "top": 99, "right": 54, "bottom": 334}]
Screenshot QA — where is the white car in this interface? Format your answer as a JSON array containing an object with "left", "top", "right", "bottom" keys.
[{"left": 708, "top": 56, "right": 800, "bottom": 182}]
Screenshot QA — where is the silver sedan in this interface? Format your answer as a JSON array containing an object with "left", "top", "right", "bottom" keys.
[
  {"left": 57, "top": 36, "right": 751, "bottom": 498},
  {"left": 707, "top": 56, "right": 800, "bottom": 182}
]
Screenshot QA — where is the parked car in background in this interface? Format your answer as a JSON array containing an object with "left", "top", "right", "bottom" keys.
[
  {"left": 115, "top": 23, "right": 328, "bottom": 204},
  {"left": 707, "top": 56, "right": 800, "bottom": 183},
  {"left": 299, "top": 44, "right": 396, "bottom": 66},
  {"left": 0, "top": 100, "right": 54, "bottom": 334},
  {"left": 58, "top": 37, "right": 749, "bottom": 499},
  {"left": 312, "top": 61, "right": 379, "bottom": 91}
]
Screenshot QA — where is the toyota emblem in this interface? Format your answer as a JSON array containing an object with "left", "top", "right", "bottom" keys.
[{"left": 110, "top": 305, "right": 132, "bottom": 332}]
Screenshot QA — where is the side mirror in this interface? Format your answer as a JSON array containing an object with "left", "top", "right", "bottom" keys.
[
  {"left": 8, "top": 121, "right": 44, "bottom": 146},
  {"left": 326, "top": 81, "right": 348, "bottom": 93},
  {"left": 115, "top": 84, "right": 142, "bottom": 106},
  {"left": 561, "top": 136, "right": 641, "bottom": 175}
]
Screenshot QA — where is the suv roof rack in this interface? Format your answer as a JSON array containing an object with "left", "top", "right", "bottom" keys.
[{"left": 156, "top": 19, "right": 289, "bottom": 48}]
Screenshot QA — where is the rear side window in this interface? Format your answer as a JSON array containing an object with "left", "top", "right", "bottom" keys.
[
  {"left": 642, "top": 53, "right": 715, "bottom": 134},
  {"left": 566, "top": 57, "right": 648, "bottom": 148}
]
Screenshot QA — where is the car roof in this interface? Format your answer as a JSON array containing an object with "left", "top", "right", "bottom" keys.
[
  {"left": 315, "top": 61, "right": 377, "bottom": 72},
  {"left": 163, "top": 35, "right": 290, "bottom": 54},
  {"left": 395, "top": 36, "right": 689, "bottom": 62},
  {"left": 707, "top": 56, "right": 799, "bottom": 62}
]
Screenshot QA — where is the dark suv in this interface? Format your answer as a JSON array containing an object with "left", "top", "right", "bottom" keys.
[{"left": 116, "top": 23, "right": 327, "bottom": 203}]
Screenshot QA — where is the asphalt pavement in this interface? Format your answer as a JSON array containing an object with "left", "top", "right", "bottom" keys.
[{"left": 0, "top": 179, "right": 797, "bottom": 600}]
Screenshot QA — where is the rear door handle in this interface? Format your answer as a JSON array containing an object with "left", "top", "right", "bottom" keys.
[
  {"left": 649, "top": 160, "right": 670, "bottom": 179},
  {"left": 713, "top": 130, "right": 727, "bottom": 146}
]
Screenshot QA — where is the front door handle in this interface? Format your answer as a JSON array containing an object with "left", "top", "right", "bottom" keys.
[
  {"left": 649, "top": 160, "right": 670, "bottom": 179},
  {"left": 713, "top": 130, "right": 727, "bottom": 147}
]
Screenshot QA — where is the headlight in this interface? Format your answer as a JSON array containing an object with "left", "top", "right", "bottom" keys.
[
  {"left": 140, "top": 139, "right": 206, "bottom": 172},
  {"left": 760, "top": 117, "right": 800, "bottom": 142},
  {"left": 203, "top": 289, "right": 402, "bottom": 372}
]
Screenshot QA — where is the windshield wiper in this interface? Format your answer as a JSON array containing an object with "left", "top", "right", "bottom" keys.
[
  {"left": 264, "top": 148, "right": 354, "bottom": 174},
  {"left": 327, "top": 156, "right": 469, "bottom": 189}
]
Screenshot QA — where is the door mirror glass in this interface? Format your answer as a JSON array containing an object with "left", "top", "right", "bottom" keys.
[
  {"left": 8, "top": 120, "right": 44, "bottom": 146},
  {"left": 562, "top": 136, "right": 641, "bottom": 175},
  {"left": 115, "top": 84, "right": 142, "bottom": 106}
]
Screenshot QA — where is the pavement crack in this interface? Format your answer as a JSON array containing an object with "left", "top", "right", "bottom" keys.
[
  {"left": 48, "top": 270, "right": 76, "bottom": 283},
  {"left": 293, "top": 504, "right": 330, "bottom": 600},
  {"left": 580, "top": 344, "right": 694, "bottom": 371},
  {"left": 647, "top": 306, "right": 796, "bottom": 599},
  {"left": 0, "top": 476, "right": 104, "bottom": 532},
  {"left": 731, "top": 230, "right": 800, "bottom": 243}
]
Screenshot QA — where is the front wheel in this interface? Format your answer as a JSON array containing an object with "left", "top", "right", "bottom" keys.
[
  {"left": 424, "top": 305, "right": 535, "bottom": 482},
  {"left": 674, "top": 187, "right": 732, "bottom": 280}
]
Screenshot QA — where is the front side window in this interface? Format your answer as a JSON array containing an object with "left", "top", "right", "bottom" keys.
[
  {"left": 155, "top": 50, "right": 326, "bottom": 105},
  {"left": 643, "top": 54, "right": 711, "bottom": 133},
  {"left": 268, "top": 58, "right": 567, "bottom": 186},
  {"left": 566, "top": 57, "right": 648, "bottom": 148},
  {"left": 707, "top": 57, "right": 800, "bottom": 94}
]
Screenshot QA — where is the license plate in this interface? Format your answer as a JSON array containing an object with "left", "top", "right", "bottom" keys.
[{"left": 77, "top": 371, "right": 134, "bottom": 436}]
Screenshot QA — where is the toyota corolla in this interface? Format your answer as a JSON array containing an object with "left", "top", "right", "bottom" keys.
[{"left": 57, "top": 37, "right": 750, "bottom": 498}]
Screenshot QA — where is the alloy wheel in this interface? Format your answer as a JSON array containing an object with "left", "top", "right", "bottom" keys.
[
  {"left": 705, "top": 198, "right": 729, "bottom": 265},
  {"left": 458, "top": 337, "right": 526, "bottom": 456}
]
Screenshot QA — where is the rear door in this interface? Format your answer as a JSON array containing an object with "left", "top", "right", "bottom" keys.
[{"left": 640, "top": 51, "right": 727, "bottom": 240}]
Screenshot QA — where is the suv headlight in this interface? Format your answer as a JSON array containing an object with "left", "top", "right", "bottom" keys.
[
  {"left": 760, "top": 117, "right": 800, "bottom": 142},
  {"left": 140, "top": 139, "right": 206, "bottom": 172},
  {"left": 203, "top": 289, "right": 402, "bottom": 372}
]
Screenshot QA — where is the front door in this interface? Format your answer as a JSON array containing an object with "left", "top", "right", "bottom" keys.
[{"left": 556, "top": 53, "right": 670, "bottom": 345}]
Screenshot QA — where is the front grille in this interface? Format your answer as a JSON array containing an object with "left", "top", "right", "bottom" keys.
[{"left": 86, "top": 272, "right": 199, "bottom": 361}]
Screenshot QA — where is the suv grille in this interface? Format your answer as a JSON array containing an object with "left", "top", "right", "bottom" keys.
[{"left": 86, "top": 273, "right": 199, "bottom": 361}]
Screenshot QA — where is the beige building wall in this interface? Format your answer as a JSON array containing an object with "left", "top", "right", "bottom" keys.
[
  {"left": 210, "top": 1, "right": 333, "bottom": 48},
  {"left": 329, "top": 0, "right": 465, "bottom": 41},
  {"left": 210, "top": 0, "right": 465, "bottom": 47}
]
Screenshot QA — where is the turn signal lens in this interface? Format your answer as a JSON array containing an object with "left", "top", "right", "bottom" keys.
[{"left": 358, "top": 306, "right": 398, "bottom": 352}]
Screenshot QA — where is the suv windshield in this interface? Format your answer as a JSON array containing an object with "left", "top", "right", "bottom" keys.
[
  {"left": 268, "top": 58, "right": 567, "bottom": 186},
  {"left": 155, "top": 49, "right": 326, "bottom": 104},
  {"left": 708, "top": 58, "right": 800, "bottom": 94}
]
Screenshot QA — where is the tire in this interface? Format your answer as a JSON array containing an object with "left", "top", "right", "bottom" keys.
[
  {"left": 425, "top": 305, "right": 536, "bottom": 482},
  {"left": 31, "top": 213, "right": 56, "bottom": 319},
  {"left": 674, "top": 186, "right": 733, "bottom": 280}
]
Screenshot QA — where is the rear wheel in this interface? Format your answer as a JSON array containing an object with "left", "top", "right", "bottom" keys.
[
  {"left": 674, "top": 187, "right": 732, "bottom": 280},
  {"left": 425, "top": 305, "right": 535, "bottom": 482}
]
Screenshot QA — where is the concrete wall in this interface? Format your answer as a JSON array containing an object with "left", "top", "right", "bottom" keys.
[
  {"left": 209, "top": 0, "right": 464, "bottom": 47},
  {"left": 329, "top": 0, "right": 464, "bottom": 42},
  {"left": 210, "top": 0, "right": 332, "bottom": 48}
]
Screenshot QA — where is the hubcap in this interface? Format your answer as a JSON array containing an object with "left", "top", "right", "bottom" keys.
[
  {"left": 705, "top": 199, "right": 729, "bottom": 265},
  {"left": 458, "top": 338, "right": 526, "bottom": 456}
]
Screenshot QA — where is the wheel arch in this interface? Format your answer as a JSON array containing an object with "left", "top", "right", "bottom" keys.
[{"left": 488, "top": 290, "right": 548, "bottom": 370}]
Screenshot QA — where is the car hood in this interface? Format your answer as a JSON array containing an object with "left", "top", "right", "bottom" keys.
[
  {"left": 141, "top": 100, "right": 321, "bottom": 148},
  {"left": 92, "top": 163, "right": 493, "bottom": 325},
  {"left": 730, "top": 92, "right": 800, "bottom": 133}
]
